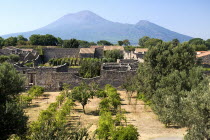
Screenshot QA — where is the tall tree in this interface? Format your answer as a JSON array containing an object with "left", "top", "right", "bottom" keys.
[
  {"left": 0, "top": 63, "right": 28, "bottom": 140},
  {"left": 136, "top": 42, "right": 200, "bottom": 126}
]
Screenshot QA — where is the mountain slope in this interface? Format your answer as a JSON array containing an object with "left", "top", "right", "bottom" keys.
[{"left": 2, "top": 10, "right": 192, "bottom": 44}]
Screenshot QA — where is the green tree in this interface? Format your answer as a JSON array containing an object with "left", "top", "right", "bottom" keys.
[
  {"left": 4, "top": 37, "right": 17, "bottom": 46},
  {"left": 205, "top": 39, "right": 210, "bottom": 49},
  {"left": 189, "top": 38, "right": 205, "bottom": 45},
  {"left": 0, "top": 63, "right": 28, "bottom": 140},
  {"left": 123, "top": 39, "right": 130, "bottom": 46},
  {"left": 29, "top": 34, "right": 58, "bottom": 46},
  {"left": 97, "top": 40, "right": 113, "bottom": 46},
  {"left": 63, "top": 38, "right": 80, "bottom": 48},
  {"left": 171, "top": 38, "right": 180, "bottom": 46},
  {"left": 57, "top": 37, "right": 63, "bottom": 46},
  {"left": 78, "top": 40, "right": 91, "bottom": 48},
  {"left": 29, "top": 34, "right": 41, "bottom": 45},
  {"left": 138, "top": 36, "right": 150, "bottom": 47},
  {"left": 183, "top": 79, "right": 210, "bottom": 140},
  {"left": 28, "top": 86, "right": 45, "bottom": 98},
  {"left": 144, "top": 38, "right": 162, "bottom": 47},
  {"left": 0, "top": 37, "right": 4, "bottom": 48},
  {"left": 112, "top": 125, "right": 139, "bottom": 140},
  {"left": 104, "top": 50, "right": 123, "bottom": 62},
  {"left": 118, "top": 41, "right": 123, "bottom": 46},
  {"left": 71, "top": 83, "right": 92, "bottom": 113},
  {"left": 17, "top": 35, "right": 28, "bottom": 41},
  {"left": 122, "top": 76, "right": 136, "bottom": 105},
  {"left": 136, "top": 42, "right": 200, "bottom": 126},
  {"left": 97, "top": 111, "right": 114, "bottom": 140}
]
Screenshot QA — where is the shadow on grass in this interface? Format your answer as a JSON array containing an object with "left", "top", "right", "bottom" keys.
[
  {"left": 27, "top": 104, "right": 40, "bottom": 108},
  {"left": 86, "top": 110, "right": 100, "bottom": 116},
  {"left": 74, "top": 108, "right": 83, "bottom": 113}
]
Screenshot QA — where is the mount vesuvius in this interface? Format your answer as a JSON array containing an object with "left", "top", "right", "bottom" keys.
[{"left": 2, "top": 10, "right": 192, "bottom": 44}]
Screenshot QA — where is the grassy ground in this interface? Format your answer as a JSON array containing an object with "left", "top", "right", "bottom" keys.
[
  {"left": 25, "top": 90, "right": 186, "bottom": 140},
  {"left": 24, "top": 92, "right": 60, "bottom": 122}
]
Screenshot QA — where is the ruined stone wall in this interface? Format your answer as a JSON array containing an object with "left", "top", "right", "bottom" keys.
[
  {"left": 199, "top": 55, "right": 210, "bottom": 65},
  {"left": 32, "top": 69, "right": 136, "bottom": 91},
  {"left": 43, "top": 48, "right": 80, "bottom": 63}
]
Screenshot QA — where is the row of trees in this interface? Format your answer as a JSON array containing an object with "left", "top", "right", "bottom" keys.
[
  {"left": 138, "top": 36, "right": 210, "bottom": 51},
  {"left": 135, "top": 42, "right": 210, "bottom": 139},
  {"left": 71, "top": 83, "right": 139, "bottom": 139}
]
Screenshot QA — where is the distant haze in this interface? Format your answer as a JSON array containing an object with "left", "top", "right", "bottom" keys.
[{"left": 2, "top": 10, "right": 192, "bottom": 44}]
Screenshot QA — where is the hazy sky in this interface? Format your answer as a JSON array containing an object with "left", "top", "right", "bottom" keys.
[{"left": 0, "top": 0, "right": 209, "bottom": 39}]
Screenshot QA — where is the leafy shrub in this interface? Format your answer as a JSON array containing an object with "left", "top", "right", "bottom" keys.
[{"left": 28, "top": 86, "right": 44, "bottom": 98}]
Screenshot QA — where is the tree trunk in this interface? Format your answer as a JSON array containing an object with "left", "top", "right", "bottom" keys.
[{"left": 82, "top": 105, "right": 86, "bottom": 114}]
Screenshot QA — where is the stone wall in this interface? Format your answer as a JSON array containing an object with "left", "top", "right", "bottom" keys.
[
  {"left": 43, "top": 48, "right": 80, "bottom": 63},
  {"left": 16, "top": 62, "right": 136, "bottom": 91},
  {"left": 199, "top": 55, "right": 210, "bottom": 65}
]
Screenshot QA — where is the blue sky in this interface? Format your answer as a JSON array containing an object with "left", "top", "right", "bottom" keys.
[{"left": 0, "top": 0, "right": 209, "bottom": 39}]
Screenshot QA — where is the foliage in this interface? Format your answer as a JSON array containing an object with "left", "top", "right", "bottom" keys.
[
  {"left": 118, "top": 41, "right": 123, "bottom": 46},
  {"left": 136, "top": 41, "right": 209, "bottom": 139},
  {"left": 0, "top": 63, "right": 27, "bottom": 140},
  {"left": 78, "top": 40, "right": 96, "bottom": 48},
  {"left": 97, "top": 85, "right": 139, "bottom": 140},
  {"left": 122, "top": 39, "right": 130, "bottom": 46},
  {"left": 97, "top": 111, "right": 114, "bottom": 139},
  {"left": 79, "top": 58, "right": 101, "bottom": 78},
  {"left": 124, "top": 46, "right": 135, "bottom": 51},
  {"left": 0, "top": 37, "right": 4, "bottom": 48},
  {"left": 171, "top": 38, "right": 180, "bottom": 46},
  {"left": 19, "top": 95, "right": 33, "bottom": 107},
  {"left": 63, "top": 38, "right": 80, "bottom": 48},
  {"left": 188, "top": 38, "right": 209, "bottom": 51},
  {"left": 0, "top": 63, "right": 24, "bottom": 103},
  {"left": 144, "top": 38, "right": 163, "bottom": 47},
  {"left": 139, "top": 36, "right": 150, "bottom": 47},
  {"left": 0, "top": 55, "right": 20, "bottom": 63},
  {"left": 4, "top": 37, "right": 18, "bottom": 46},
  {"left": 28, "top": 86, "right": 44, "bottom": 98},
  {"left": 112, "top": 125, "right": 139, "bottom": 140},
  {"left": 190, "top": 44, "right": 208, "bottom": 51},
  {"left": 97, "top": 40, "right": 113, "bottom": 46},
  {"left": 183, "top": 79, "right": 210, "bottom": 140},
  {"left": 0, "top": 102, "right": 28, "bottom": 140},
  {"left": 29, "top": 34, "right": 58, "bottom": 46},
  {"left": 104, "top": 50, "right": 123, "bottom": 61},
  {"left": 71, "top": 82, "right": 92, "bottom": 113},
  {"left": 99, "top": 85, "right": 121, "bottom": 112},
  {"left": 122, "top": 76, "right": 136, "bottom": 105}
]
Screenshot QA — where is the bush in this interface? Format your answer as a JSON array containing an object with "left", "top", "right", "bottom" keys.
[
  {"left": 112, "top": 125, "right": 139, "bottom": 140},
  {"left": 28, "top": 86, "right": 44, "bottom": 98}
]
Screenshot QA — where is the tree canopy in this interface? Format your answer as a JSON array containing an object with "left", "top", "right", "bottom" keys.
[
  {"left": 63, "top": 38, "right": 80, "bottom": 48},
  {"left": 0, "top": 63, "right": 28, "bottom": 140},
  {"left": 97, "top": 40, "right": 113, "bottom": 46}
]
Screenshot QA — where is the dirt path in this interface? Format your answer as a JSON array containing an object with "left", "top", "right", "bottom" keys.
[
  {"left": 119, "top": 90, "right": 186, "bottom": 140},
  {"left": 24, "top": 92, "right": 60, "bottom": 122}
]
